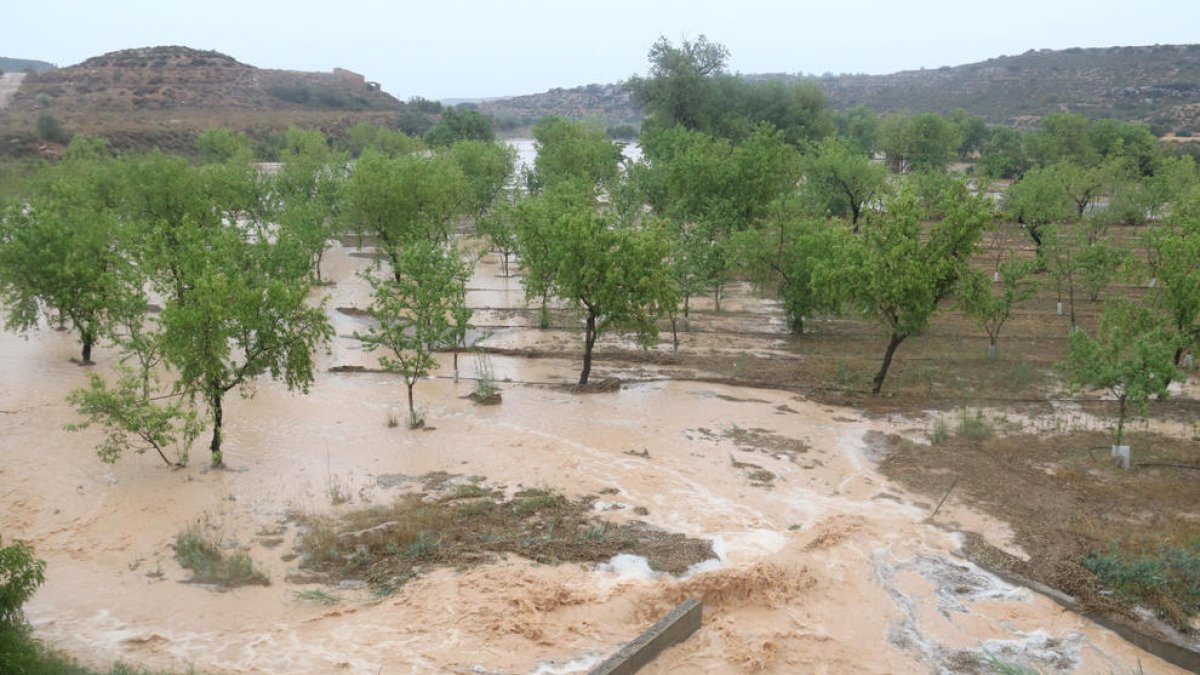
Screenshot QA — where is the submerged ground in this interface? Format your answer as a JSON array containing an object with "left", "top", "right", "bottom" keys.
[{"left": 0, "top": 244, "right": 1192, "bottom": 674}]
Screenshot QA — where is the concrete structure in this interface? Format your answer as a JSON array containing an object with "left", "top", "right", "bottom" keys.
[{"left": 589, "top": 599, "right": 702, "bottom": 675}]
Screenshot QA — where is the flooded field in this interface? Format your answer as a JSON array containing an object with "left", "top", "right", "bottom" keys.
[{"left": 0, "top": 244, "right": 1190, "bottom": 674}]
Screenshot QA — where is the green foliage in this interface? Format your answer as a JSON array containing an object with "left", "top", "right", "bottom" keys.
[
  {"left": 344, "top": 149, "right": 467, "bottom": 266},
  {"left": 879, "top": 112, "right": 961, "bottom": 173},
  {"left": 628, "top": 35, "right": 729, "bottom": 132},
  {"left": 530, "top": 117, "right": 622, "bottom": 192},
  {"left": 174, "top": 521, "right": 269, "bottom": 587},
  {"left": 814, "top": 185, "right": 989, "bottom": 393},
  {"left": 1062, "top": 299, "right": 1182, "bottom": 446},
  {"left": 514, "top": 187, "right": 678, "bottom": 384},
  {"left": 638, "top": 124, "right": 801, "bottom": 312},
  {"left": 929, "top": 418, "right": 950, "bottom": 445},
  {"left": 977, "top": 126, "right": 1030, "bottom": 179},
  {"left": 274, "top": 127, "right": 347, "bottom": 283},
  {"left": 196, "top": 128, "right": 253, "bottom": 164},
  {"left": 0, "top": 536, "right": 45, "bottom": 627},
  {"left": 735, "top": 199, "right": 838, "bottom": 334},
  {"left": 36, "top": 113, "right": 69, "bottom": 144},
  {"left": 356, "top": 240, "right": 470, "bottom": 426},
  {"left": 66, "top": 365, "right": 201, "bottom": 466},
  {"left": 1075, "top": 240, "right": 1128, "bottom": 301},
  {"left": 1029, "top": 112, "right": 1097, "bottom": 167},
  {"left": 957, "top": 257, "right": 1038, "bottom": 356},
  {"left": 423, "top": 107, "right": 495, "bottom": 147},
  {"left": 476, "top": 195, "right": 520, "bottom": 276},
  {"left": 630, "top": 35, "right": 832, "bottom": 147},
  {"left": 1145, "top": 195, "right": 1200, "bottom": 358},
  {"left": 443, "top": 140, "right": 516, "bottom": 215},
  {"left": 1086, "top": 542, "right": 1200, "bottom": 629},
  {"left": 802, "top": 136, "right": 888, "bottom": 227},
  {"left": 345, "top": 121, "right": 422, "bottom": 158},
  {"left": 1003, "top": 165, "right": 1074, "bottom": 258},
  {"left": 0, "top": 150, "right": 139, "bottom": 363}
]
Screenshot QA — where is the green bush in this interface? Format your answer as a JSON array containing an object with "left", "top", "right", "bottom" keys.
[
  {"left": 35, "top": 113, "right": 69, "bottom": 144},
  {"left": 1086, "top": 542, "right": 1200, "bottom": 628},
  {"left": 0, "top": 536, "right": 45, "bottom": 627}
]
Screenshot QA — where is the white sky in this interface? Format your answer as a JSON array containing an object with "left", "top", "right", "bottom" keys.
[{"left": 3, "top": 0, "right": 1197, "bottom": 101}]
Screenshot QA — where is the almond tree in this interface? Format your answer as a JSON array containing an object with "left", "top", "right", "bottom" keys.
[
  {"left": 1062, "top": 299, "right": 1181, "bottom": 448},
  {"left": 815, "top": 185, "right": 990, "bottom": 394},
  {"left": 356, "top": 239, "right": 469, "bottom": 428}
]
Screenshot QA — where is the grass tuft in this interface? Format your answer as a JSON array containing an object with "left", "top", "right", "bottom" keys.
[{"left": 174, "top": 520, "right": 269, "bottom": 588}]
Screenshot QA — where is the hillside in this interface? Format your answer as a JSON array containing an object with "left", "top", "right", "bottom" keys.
[
  {"left": 0, "top": 46, "right": 402, "bottom": 157},
  {"left": 478, "top": 82, "right": 640, "bottom": 131},
  {"left": 0, "top": 57, "right": 54, "bottom": 73},
  {"left": 9, "top": 46, "right": 399, "bottom": 113},
  {"left": 806, "top": 43, "right": 1200, "bottom": 131},
  {"left": 477, "top": 44, "right": 1200, "bottom": 134}
]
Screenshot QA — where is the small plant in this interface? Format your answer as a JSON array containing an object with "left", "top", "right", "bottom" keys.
[
  {"left": 326, "top": 458, "right": 350, "bottom": 506},
  {"left": 404, "top": 531, "right": 438, "bottom": 558},
  {"left": 956, "top": 408, "right": 994, "bottom": 442},
  {"left": 385, "top": 408, "right": 400, "bottom": 428},
  {"left": 471, "top": 352, "right": 501, "bottom": 403},
  {"left": 293, "top": 589, "right": 340, "bottom": 605},
  {"left": 930, "top": 418, "right": 950, "bottom": 445},
  {"left": 513, "top": 488, "right": 564, "bottom": 516},
  {"left": 174, "top": 520, "right": 269, "bottom": 588}
]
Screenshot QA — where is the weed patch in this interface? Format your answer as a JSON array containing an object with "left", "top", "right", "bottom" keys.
[
  {"left": 294, "top": 484, "right": 713, "bottom": 591},
  {"left": 173, "top": 521, "right": 269, "bottom": 588}
]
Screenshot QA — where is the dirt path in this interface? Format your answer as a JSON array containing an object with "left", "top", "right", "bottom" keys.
[
  {"left": 0, "top": 72, "right": 26, "bottom": 108},
  {"left": 0, "top": 246, "right": 1189, "bottom": 674}
]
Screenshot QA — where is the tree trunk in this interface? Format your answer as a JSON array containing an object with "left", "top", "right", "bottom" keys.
[
  {"left": 209, "top": 391, "right": 224, "bottom": 465},
  {"left": 406, "top": 380, "right": 417, "bottom": 427},
  {"left": 871, "top": 332, "right": 907, "bottom": 395},
  {"left": 713, "top": 284, "right": 722, "bottom": 313},
  {"left": 81, "top": 335, "right": 93, "bottom": 364},
  {"left": 579, "top": 311, "right": 597, "bottom": 385},
  {"left": 1115, "top": 394, "right": 1127, "bottom": 448},
  {"left": 1174, "top": 345, "right": 1185, "bottom": 366}
]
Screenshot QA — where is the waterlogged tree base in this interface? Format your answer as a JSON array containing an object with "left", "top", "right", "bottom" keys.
[
  {"left": 466, "top": 391, "right": 503, "bottom": 406},
  {"left": 569, "top": 377, "right": 622, "bottom": 394}
]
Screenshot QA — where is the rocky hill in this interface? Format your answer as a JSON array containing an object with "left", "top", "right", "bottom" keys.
[
  {"left": 9, "top": 46, "right": 399, "bottom": 113},
  {"left": 477, "top": 44, "right": 1200, "bottom": 134},
  {"left": 0, "top": 46, "right": 403, "bottom": 158}
]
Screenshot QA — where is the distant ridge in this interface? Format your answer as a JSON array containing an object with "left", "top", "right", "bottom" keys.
[
  {"left": 0, "top": 57, "right": 54, "bottom": 73},
  {"left": 476, "top": 44, "right": 1200, "bottom": 134}
]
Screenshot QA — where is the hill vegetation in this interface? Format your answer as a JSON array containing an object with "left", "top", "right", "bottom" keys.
[{"left": 479, "top": 44, "right": 1200, "bottom": 135}]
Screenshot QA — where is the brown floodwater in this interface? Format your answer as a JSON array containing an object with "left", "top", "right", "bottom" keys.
[{"left": 0, "top": 245, "right": 1187, "bottom": 673}]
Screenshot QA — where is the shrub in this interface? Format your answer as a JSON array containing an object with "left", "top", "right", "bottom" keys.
[
  {"left": 35, "top": 113, "right": 69, "bottom": 144},
  {"left": 1086, "top": 542, "right": 1200, "bottom": 629},
  {"left": 0, "top": 536, "right": 45, "bottom": 627}
]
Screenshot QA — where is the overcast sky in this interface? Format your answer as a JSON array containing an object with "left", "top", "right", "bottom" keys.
[{"left": 4, "top": 0, "right": 1197, "bottom": 101}]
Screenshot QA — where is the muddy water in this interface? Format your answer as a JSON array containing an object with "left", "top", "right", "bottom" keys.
[{"left": 0, "top": 245, "right": 1187, "bottom": 674}]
